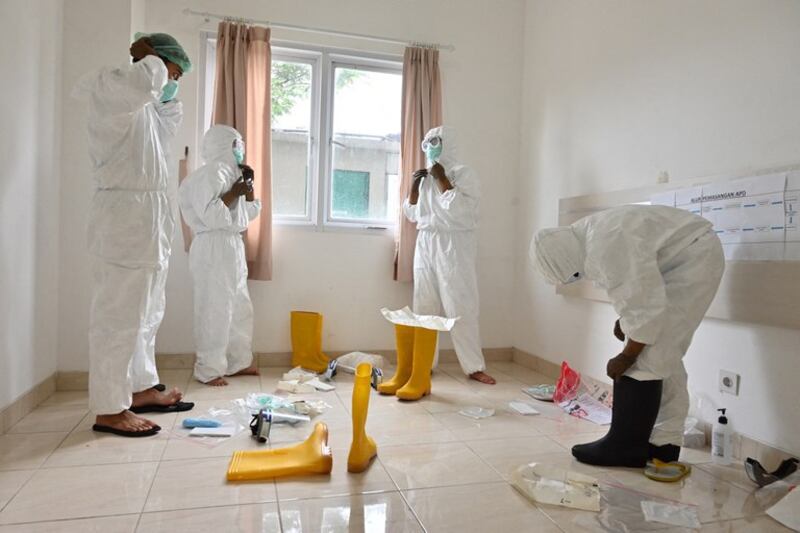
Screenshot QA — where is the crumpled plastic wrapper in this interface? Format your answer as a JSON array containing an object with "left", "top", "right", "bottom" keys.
[
  {"left": 380, "top": 306, "right": 458, "bottom": 331},
  {"left": 511, "top": 463, "right": 601, "bottom": 512}
]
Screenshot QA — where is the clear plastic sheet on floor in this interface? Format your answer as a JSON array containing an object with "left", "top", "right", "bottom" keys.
[
  {"left": 511, "top": 463, "right": 601, "bottom": 511},
  {"left": 458, "top": 406, "right": 495, "bottom": 419},
  {"left": 563, "top": 480, "right": 704, "bottom": 532},
  {"left": 170, "top": 404, "right": 249, "bottom": 448}
]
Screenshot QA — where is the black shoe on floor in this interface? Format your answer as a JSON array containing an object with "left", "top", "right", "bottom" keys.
[{"left": 572, "top": 376, "right": 663, "bottom": 468}]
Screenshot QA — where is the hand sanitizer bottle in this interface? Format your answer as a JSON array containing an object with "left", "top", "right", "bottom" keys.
[{"left": 712, "top": 408, "right": 732, "bottom": 465}]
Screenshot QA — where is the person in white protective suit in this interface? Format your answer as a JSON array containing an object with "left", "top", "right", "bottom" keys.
[
  {"left": 531, "top": 205, "right": 725, "bottom": 466},
  {"left": 74, "top": 34, "right": 195, "bottom": 437},
  {"left": 403, "top": 126, "right": 495, "bottom": 385},
  {"left": 178, "top": 126, "right": 262, "bottom": 386}
]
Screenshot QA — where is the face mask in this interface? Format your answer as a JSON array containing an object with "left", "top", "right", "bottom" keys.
[
  {"left": 232, "top": 140, "right": 245, "bottom": 164},
  {"left": 160, "top": 80, "right": 179, "bottom": 103},
  {"left": 425, "top": 145, "right": 442, "bottom": 164}
]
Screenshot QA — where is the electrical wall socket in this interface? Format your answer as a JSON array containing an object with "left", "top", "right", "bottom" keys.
[{"left": 719, "top": 370, "right": 740, "bottom": 396}]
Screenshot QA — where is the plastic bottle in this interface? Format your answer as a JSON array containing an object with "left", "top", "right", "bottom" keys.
[{"left": 711, "top": 408, "right": 732, "bottom": 465}]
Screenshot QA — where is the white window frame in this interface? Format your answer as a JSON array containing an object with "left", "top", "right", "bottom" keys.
[{"left": 199, "top": 36, "right": 403, "bottom": 232}]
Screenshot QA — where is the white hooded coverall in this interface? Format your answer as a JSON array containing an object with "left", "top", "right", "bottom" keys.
[
  {"left": 74, "top": 55, "right": 182, "bottom": 414},
  {"left": 178, "top": 126, "right": 261, "bottom": 383},
  {"left": 532, "top": 205, "right": 725, "bottom": 446},
  {"left": 403, "top": 126, "right": 486, "bottom": 375}
]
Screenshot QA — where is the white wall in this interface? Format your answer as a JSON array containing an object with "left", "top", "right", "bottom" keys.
[
  {"left": 516, "top": 0, "right": 800, "bottom": 454},
  {"left": 135, "top": 0, "right": 522, "bottom": 356},
  {"left": 57, "top": 1, "right": 142, "bottom": 371},
  {"left": 0, "top": 0, "right": 63, "bottom": 409}
]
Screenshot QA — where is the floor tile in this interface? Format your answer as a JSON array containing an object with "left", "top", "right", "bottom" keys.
[
  {"left": 0, "top": 462, "right": 157, "bottom": 524},
  {"left": 379, "top": 442, "right": 502, "bottom": 490},
  {"left": 404, "top": 481, "right": 562, "bottom": 533},
  {"left": 137, "top": 503, "right": 280, "bottom": 533},
  {"left": 0, "top": 471, "right": 35, "bottom": 510},
  {"left": 0, "top": 514, "right": 139, "bottom": 532},
  {"left": 144, "top": 457, "right": 277, "bottom": 512},
  {"left": 432, "top": 411, "right": 543, "bottom": 441},
  {"left": 604, "top": 466, "right": 764, "bottom": 523},
  {"left": 7, "top": 406, "right": 87, "bottom": 435},
  {"left": 464, "top": 435, "right": 566, "bottom": 479},
  {"left": 275, "top": 447, "right": 395, "bottom": 501},
  {"left": 279, "top": 492, "right": 422, "bottom": 533},
  {"left": 0, "top": 433, "right": 66, "bottom": 471},
  {"left": 44, "top": 429, "right": 167, "bottom": 467},
  {"left": 695, "top": 462, "right": 757, "bottom": 492}
]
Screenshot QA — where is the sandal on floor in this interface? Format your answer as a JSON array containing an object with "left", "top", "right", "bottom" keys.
[
  {"left": 152, "top": 384, "right": 166, "bottom": 392},
  {"left": 644, "top": 459, "right": 692, "bottom": 482},
  {"left": 92, "top": 423, "right": 161, "bottom": 438},
  {"left": 130, "top": 401, "right": 195, "bottom": 414}
]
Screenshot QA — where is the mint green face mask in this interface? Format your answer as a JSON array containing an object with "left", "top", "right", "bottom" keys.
[
  {"left": 426, "top": 145, "right": 442, "bottom": 164},
  {"left": 233, "top": 147, "right": 245, "bottom": 165},
  {"left": 160, "top": 80, "right": 179, "bottom": 103}
]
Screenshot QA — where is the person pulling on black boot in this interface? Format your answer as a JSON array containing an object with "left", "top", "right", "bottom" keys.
[{"left": 530, "top": 205, "right": 725, "bottom": 468}]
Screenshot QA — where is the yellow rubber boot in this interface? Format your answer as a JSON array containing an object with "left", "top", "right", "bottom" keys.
[
  {"left": 290, "top": 311, "right": 330, "bottom": 373},
  {"left": 227, "top": 422, "right": 333, "bottom": 481},
  {"left": 396, "top": 327, "right": 438, "bottom": 401},
  {"left": 348, "top": 363, "right": 378, "bottom": 473},
  {"left": 377, "top": 324, "right": 415, "bottom": 395}
]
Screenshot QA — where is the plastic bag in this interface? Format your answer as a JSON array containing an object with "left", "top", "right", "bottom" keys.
[
  {"left": 243, "top": 393, "right": 296, "bottom": 412},
  {"left": 511, "top": 463, "right": 601, "bottom": 511},
  {"left": 554, "top": 362, "right": 582, "bottom": 404},
  {"left": 172, "top": 404, "right": 249, "bottom": 448},
  {"left": 683, "top": 417, "right": 705, "bottom": 449},
  {"left": 380, "top": 306, "right": 458, "bottom": 331},
  {"left": 459, "top": 407, "right": 495, "bottom": 419}
]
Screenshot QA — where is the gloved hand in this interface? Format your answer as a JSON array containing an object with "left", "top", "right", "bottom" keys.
[
  {"left": 430, "top": 162, "right": 446, "bottom": 181},
  {"left": 239, "top": 164, "right": 255, "bottom": 200},
  {"left": 230, "top": 179, "right": 251, "bottom": 197},
  {"left": 613, "top": 319, "right": 625, "bottom": 342},
  {"left": 606, "top": 353, "right": 637, "bottom": 380}
]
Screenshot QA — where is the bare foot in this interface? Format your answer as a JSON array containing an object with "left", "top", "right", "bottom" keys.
[
  {"left": 228, "top": 364, "right": 260, "bottom": 377},
  {"left": 469, "top": 371, "right": 496, "bottom": 385},
  {"left": 204, "top": 377, "right": 228, "bottom": 387},
  {"left": 95, "top": 410, "right": 159, "bottom": 433},
  {"left": 131, "top": 386, "right": 183, "bottom": 408}
]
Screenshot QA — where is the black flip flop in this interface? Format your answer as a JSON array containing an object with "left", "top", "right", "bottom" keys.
[
  {"left": 92, "top": 423, "right": 161, "bottom": 438},
  {"left": 130, "top": 401, "right": 195, "bottom": 414},
  {"left": 152, "top": 384, "right": 166, "bottom": 392}
]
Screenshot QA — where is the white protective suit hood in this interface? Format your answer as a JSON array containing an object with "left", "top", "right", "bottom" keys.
[
  {"left": 423, "top": 126, "right": 461, "bottom": 176},
  {"left": 201, "top": 125, "right": 242, "bottom": 168},
  {"left": 531, "top": 227, "right": 586, "bottom": 285}
]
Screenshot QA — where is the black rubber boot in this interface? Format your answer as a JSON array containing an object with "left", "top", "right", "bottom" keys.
[
  {"left": 649, "top": 443, "right": 681, "bottom": 463},
  {"left": 572, "top": 376, "right": 663, "bottom": 467}
]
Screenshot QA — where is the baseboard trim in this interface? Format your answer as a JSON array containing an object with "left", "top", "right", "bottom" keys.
[{"left": 0, "top": 374, "right": 57, "bottom": 435}]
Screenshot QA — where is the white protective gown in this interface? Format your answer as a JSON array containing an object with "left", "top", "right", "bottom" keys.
[
  {"left": 403, "top": 126, "right": 486, "bottom": 375},
  {"left": 178, "top": 126, "right": 261, "bottom": 383},
  {"left": 73, "top": 55, "right": 182, "bottom": 415},
  {"left": 531, "top": 205, "right": 725, "bottom": 445}
]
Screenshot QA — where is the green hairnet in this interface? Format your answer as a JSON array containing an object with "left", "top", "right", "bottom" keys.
[{"left": 134, "top": 32, "right": 192, "bottom": 74}]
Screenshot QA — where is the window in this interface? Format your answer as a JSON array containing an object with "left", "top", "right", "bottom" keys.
[{"left": 201, "top": 36, "right": 403, "bottom": 229}]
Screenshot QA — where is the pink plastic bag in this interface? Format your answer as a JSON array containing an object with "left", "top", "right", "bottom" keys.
[{"left": 553, "top": 361, "right": 582, "bottom": 404}]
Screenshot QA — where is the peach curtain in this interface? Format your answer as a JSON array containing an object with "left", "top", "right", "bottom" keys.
[
  {"left": 394, "top": 47, "right": 442, "bottom": 282},
  {"left": 212, "top": 22, "right": 273, "bottom": 280}
]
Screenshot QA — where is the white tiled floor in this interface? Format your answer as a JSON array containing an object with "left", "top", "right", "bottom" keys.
[{"left": 0, "top": 362, "right": 792, "bottom": 532}]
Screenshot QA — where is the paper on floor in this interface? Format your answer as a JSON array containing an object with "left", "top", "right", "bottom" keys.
[
  {"left": 641, "top": 500, "right": 701, "bottom": 529},
  {"left": 189, "top": 425, "right": 237, "bottom": 437},
  {"left": 509, "top": 401, "right": 540, "bottom": 415},
  {"left": 766, "top": 485, "right": 800, "bottom": 531},
  {"left": 559, "top": 392, "right": 612, "bottom": 425},
  {"left": 380, "top": 306, "right": 458, "bottom": 331}
]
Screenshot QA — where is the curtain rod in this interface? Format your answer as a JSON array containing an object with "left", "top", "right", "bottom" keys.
[{"left": 182, "top": 8, "right": 455, "bottom": 52}]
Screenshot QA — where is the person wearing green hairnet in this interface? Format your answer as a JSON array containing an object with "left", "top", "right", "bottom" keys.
[{"left": 72, "top": 33, "right": 194, "bottom": 437}]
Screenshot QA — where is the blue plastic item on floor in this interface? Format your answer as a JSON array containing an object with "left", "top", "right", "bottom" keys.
[{"left": 182, "top": 418, "right": 222, "bottom": 429}]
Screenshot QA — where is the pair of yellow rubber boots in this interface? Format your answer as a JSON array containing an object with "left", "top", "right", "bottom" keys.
[
  {"left": 227, "top": 361, "right": 378, "bottom": 480},
  {"left": 378, "top": 325, "right": 437, "bottom": 401}
]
